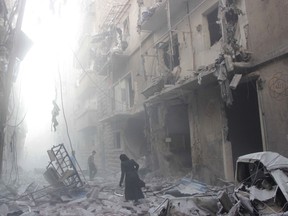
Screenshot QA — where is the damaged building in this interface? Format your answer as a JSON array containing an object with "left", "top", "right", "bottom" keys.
[
  {"left": 73, "top": 0, "right": 288, "bottom": 184},
  {"left": 0, "top": 0, "right": 31, "bottom": 178}
]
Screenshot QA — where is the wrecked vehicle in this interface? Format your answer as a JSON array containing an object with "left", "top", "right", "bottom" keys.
[
  {"left": 233, "top": 152, "right": 288, "bottom": 215},
  {"left": 153, "top": 152, "right": 288, "bottom": 216}
]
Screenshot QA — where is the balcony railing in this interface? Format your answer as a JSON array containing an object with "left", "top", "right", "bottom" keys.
[{"left": 140, "top": 0, "right": 188, "bottom": 32}]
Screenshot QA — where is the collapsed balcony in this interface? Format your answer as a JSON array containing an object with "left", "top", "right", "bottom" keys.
[
  {"left": 138, "top": 0, "right": 189, "bottom": 32},
  {"left": 89, "top": 24, "right": 130, "bottom": 76}
]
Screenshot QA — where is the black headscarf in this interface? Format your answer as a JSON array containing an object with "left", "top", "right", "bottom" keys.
[{"left": 120, "top": 154, "right": 129, "bottom": 162}]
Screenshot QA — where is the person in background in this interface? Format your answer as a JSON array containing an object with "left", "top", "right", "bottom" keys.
[
  {"left": 119, "top": 154, "right": 145, "bottom": 205},
  {"left": 70, "top": 150, "right": 77, "bottom": 168},
  {"left": 88, "top": 150, "right": 97, "bottom": 180}
]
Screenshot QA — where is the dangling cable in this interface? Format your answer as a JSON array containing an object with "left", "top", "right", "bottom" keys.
[{"left": 58, "top": 64, "right": 73, "bottom": 151}]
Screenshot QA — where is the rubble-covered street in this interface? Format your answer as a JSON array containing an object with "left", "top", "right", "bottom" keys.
[
  {"left": 1, "top": 151, "right": 288, "bottom": 215},
  {"left": 0, "top": 170, "right": 225, "bottom": 216}
]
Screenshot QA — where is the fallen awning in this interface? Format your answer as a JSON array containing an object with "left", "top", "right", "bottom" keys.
[{"left": 144, "top": 69, "right": 216, "bottom": 105}]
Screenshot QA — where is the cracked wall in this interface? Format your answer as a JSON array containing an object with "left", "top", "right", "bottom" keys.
[{"left": 256, "top": 59, "right": 288, "bottom": 156}]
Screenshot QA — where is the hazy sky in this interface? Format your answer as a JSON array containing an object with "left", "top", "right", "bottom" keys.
[{"left": 18, "top": 0, "right": 81, "bottom": 169}]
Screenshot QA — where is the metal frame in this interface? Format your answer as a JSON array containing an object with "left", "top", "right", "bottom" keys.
[{"left": 46, "top": 144, "right": 83, "bottom": 188}]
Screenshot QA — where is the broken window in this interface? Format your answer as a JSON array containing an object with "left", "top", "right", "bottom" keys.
[
  {"left": 113, "top": 74, "right": 134, "bottom": 111},
  {"left": 163, "top": 34, "right": 180, "bottom": 70},
  {"left": 114, "top": 132, "right": 121, "bottom": 149},
  {"left": 206, "top": 6, "right": 222, "bottom": 46}
]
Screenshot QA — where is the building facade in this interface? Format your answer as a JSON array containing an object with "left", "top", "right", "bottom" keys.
[
  {"left": 74, "top": 0, "right": 288, "bottom": 184},
  {"left": 0, "top": 0, "right": 30, "bottom": 177}
]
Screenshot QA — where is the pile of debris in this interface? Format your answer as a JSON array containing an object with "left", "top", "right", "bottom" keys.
[
  {"left": 232, "top": 152, "right": 288, "bottom": 215},
  {"left": 153, "top": 152, "right": 288, "bottom": 216},
  {"left": 1, "top": 151, "right": 288, "bottom": 215}
]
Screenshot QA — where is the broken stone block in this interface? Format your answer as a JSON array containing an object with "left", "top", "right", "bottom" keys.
[
  {"left": 98, "top": 192, "right": 109, "bottom": 200},
  {"left": 86, "top": 203, "right": 102, "bottom": 213},
  {"left": 18, "top": 212, "right": 38, "bottom": 216},
  {"left": 87, "top": 187, "right": 99, "bottom": 200},
  {"left": 118, "top": 208, "right": 132, "bottom": 215},
  {"left": 67, "top": 197, "right": 87, "bottom": 205},
  {"left": 102, "top": 200, "right": 116, "bottom": 207},
  {"left": 229, "top": 74, "right": 242, "bottom": 90},
  {"left": 101, "top": 207, "right": 116, "bottom": 214},
  {"left": 0, "top": 204, "right": 9, "bottom": 216},
  {"left": 60, "top": 195, "right": 73, "bottom": 202},
  {"left": 135, "top": 204, "right": 149, "bottom": 214},
  {"left": 59, "top": 209, "right": 76, "bottom": 216},
  {"left": 7, "top": 210, "right": 24, "bottom": 216},
  {"left": 75, "top": 208, "right": 95, "bottom": 216},
  {"left": 80, "top": 201, "right": 90, "bottom": 209},
  {"left": 217, "top": 191, "right": 233, "bottom": 212}
]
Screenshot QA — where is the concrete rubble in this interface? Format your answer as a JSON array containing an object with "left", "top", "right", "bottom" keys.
[
  {"left": 0, "top": 169, "right": 227, "bottom": 216},
  {"left": 1, "top": 152, "right": 288, "bottom": 215}
]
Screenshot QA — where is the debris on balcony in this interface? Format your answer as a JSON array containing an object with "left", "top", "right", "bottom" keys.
[
  {"left": 219, "top": 0, "right": 251, "bottom": 63},
  {"left": 90, "top": 26, "right": 129, "bottom": 74},
  {"left": 138, "top": 1, "right": 164, "bottom": 27},
  {"left": 142, "top": 77, "right": 165, "bottom": 98}
]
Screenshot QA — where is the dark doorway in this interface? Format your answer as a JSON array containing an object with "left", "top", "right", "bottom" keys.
[
  {"left": 167, "top": 104, "right": 192, "bottom": 170},
  {"left": 226, "top": 80, "right": 263, "bottom": 167},
  {"left": 124, "top": 117, "right": 148, "bottom": 157}
]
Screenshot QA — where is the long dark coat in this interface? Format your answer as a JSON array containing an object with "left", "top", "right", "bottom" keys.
[{"left": 119, "top": 159, "right": 144, "bottom": 201}]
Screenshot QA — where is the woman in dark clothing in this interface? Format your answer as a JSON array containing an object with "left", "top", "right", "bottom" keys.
[{"left": 119, "top": 154, "right": 144, "bottom": 203}]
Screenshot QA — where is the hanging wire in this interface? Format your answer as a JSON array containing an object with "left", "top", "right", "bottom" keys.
[{"left": 58, "top": 64, "right": 73, "bottom": 152}]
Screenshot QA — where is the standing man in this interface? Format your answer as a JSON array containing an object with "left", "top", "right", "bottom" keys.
[{"left": 88, "top": 150, "right": 97, "bottom": 180}]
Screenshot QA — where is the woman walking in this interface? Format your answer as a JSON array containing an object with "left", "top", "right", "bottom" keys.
[{"left": 119, "top": 154, "right": 144, "bottom": 205}]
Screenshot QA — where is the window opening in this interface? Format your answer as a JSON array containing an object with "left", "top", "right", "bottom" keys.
[
  {"left": 207, "top": 6, "right": 222, "bottom": 46},
  {"left": 114, "top": 132, "right": 121, "bottom": 149},
  {"left": 162, "top": 34, "right": 180, "bottom": 70}
]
